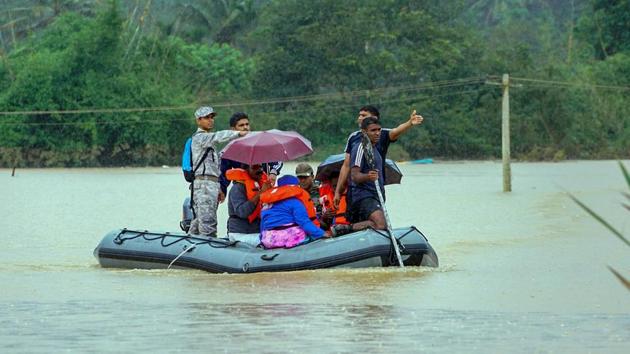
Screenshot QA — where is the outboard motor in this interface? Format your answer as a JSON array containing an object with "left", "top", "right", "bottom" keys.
[{"left": 179, "top": 197, "right": 193, "bottom": 232}]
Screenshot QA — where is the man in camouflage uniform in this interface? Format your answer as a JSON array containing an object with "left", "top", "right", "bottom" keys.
[
  {"left": 296, "top": 163, "right": 336, "bottom": 230},
  {"left": 295, "top": 163, "right": 322, "bottom": 216},
  {"left": 189, "top": 106, "right": 248, "bottom": 237}
]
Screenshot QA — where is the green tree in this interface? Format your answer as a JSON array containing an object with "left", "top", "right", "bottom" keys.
[
  {"left": 251, "top": 0, "right": 476, "bottom": 96},
  {"left": 161, "top": 0, "right": 268, "bottom": 46},
  {"left": 577, "top": 0, "right": 630, "bottom": 59},
  {"left": 0, "top": 1, "right": 255, "bottom": 167}
]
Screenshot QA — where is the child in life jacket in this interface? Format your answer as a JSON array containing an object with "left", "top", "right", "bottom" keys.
[
  {"left": 319, "top": 172, "right": 350, "bottom": 229},
  {"left": 259, "top": 175, "right": 331, "bottom": 249}
]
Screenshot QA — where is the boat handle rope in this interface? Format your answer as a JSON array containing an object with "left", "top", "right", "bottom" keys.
[
  {"left": 370, "top": 227, "right": 407, "bottom": 265},
  {"left": 113, "top": 228, "right": 238, "bottom": 248},
  {"left": 410, "top": 225, "right": 430, "bottom": 242},
  {"left": 370, "top": 227, "right": 407, "bottom": 253},
  {"left": 114, "top": 229, "right": 190, "bottom": 247},
  {"left": 397, "top": 228, "right": 415, "bottom": 241},
  {"left": 260, "top": 254, "right": 279, "bottom": 261}
]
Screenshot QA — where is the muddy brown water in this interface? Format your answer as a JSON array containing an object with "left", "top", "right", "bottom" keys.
[{"left": 1, "top": 160, "right": 629, "bottom": 353}]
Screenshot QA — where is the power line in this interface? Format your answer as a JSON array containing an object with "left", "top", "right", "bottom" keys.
[
  {"left": 211, "top": 76, "right": 484, "bottom": 103},
  {"left": 515, "top": 82, "right": 630, "bottom": 92},
  {"left": 0, "top": 88, "right": 484, "bottom": 126},
  {"left": 0, "top": 77, "right": 485, "bottom": 117},
  {"left": 507, "top": 76, "right": 630, "bottom": 91},
  {"left": 12, "top": 75, "right": 628, "bottom": 125},
  {"left": 0, "top": 104, "right": 196, "bottom": 116},
  {"left": 8, "top": 74, "right": 625, "bottom": 119},
  {"left": 261, "top": 89, "right": 483, "bottom": 116},
  {"left": 0, "top": 116, "right": 192, "bottom": 126}
]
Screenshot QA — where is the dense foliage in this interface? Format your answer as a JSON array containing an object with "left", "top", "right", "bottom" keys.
[{"left": 0, "top": 0, "right": 628, "bottom": 167}]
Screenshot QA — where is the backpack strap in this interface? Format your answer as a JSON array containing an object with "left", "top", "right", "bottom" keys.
[
  {"left": 190, "top": 132, "right": 215, "bottom": 176},
  {"left": 189, "top": 137, "right": 214, "bottom": 219},
  {"left": 192, "top": 147, "right": 213, "bottom": 174}
]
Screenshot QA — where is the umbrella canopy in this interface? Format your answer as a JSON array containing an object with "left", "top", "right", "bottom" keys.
[
  {"left": 221, "top": 129, "right": 313, "bottom": 165},
  {"left": 315, "top": 153, "right": 403, "bottom": 185}
]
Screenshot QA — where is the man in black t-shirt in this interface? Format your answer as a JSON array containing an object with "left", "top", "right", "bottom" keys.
[{"left": 333, "top": 105, "right": 424, "bottom": 215}]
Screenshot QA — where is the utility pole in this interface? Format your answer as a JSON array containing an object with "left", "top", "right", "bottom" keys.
[
  {"left": 485, "top": 74, "right": 518, "bottom": 192},
  {"left": 501, "top": 74, "right": 511, "bottom": 192}
]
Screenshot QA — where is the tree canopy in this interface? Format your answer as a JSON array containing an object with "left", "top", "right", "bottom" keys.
[{"left": 0, "top": 0, "right": 628, "bottom": 167}]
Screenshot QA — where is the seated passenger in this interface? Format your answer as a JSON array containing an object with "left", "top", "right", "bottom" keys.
[
  {"left": 295, "top": 163, "right": 323, "bottom": 218},
  {"left": 319, "top": 171, "right": 349, "bottom": 228},
  {"left": 260, "top": 175, "right": 330, "bottom": 249},
  {"left": 226, "top": 164, "right": 271, "bottom": 235}
]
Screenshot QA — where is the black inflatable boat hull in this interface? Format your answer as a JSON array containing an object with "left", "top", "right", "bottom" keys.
[{"left": 94, "top": 226, "right": 438, "bottom": 273}]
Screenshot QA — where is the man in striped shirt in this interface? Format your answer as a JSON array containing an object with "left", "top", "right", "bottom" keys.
[{"left": 331, "top": 117, "right": 390, "bottom": 236}]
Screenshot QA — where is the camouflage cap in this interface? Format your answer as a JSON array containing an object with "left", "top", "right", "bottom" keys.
[
  {"left": 195, "top": 106, "right": 215, "bottom": 119},
  {"left": 295, "top": 163, "right": 314, "bottom": 177}
]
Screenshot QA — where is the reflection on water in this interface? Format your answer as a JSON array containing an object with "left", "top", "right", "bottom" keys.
[
  {"left": 2, "top": 301, "right": 629, "bottom": 353},
  {"left": 1, "top": 161, "right": 630, "bottom": 352}
]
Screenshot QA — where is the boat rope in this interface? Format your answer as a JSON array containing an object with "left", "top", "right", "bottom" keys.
[
  {"left": 167, "top": 243, "right": 200, "bottom": 269},
  {"left": 409, "top": 226, "right": 429, "bottom": 242},
  {"left": 369, "top": 227, "right": 407, "bottom": 265},
  {"left": 113, "top": 229, "right": 237, "bottom": 248},
  {"left": 397, "top": 228, "right": 416, "bottom": 241}
]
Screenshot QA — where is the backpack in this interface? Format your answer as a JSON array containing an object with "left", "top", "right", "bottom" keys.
[
  {"left": 181, "top": 137, "right": 214, "bottom": 183},
  {"left": 182, "top": 138, "right": 194, "bottom": 183}
]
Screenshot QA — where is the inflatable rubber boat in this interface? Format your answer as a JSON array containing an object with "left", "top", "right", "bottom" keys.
[{"left": 93, "top": 226, "right": 438, "bottom": 273}]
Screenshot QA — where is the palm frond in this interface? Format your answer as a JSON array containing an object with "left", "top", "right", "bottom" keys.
[
  {"left": 620, "top": 161, "right": 630, "bottom": 189},
  {"left": 607, "top": 266, "right": 630, "bottom": 291},
  {"left": 569, "top": 194, "right": 630, "bottom": 247}
]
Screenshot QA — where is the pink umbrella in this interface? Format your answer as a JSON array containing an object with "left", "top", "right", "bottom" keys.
[{"left": 221, "top": 129, "right": 313, "bottom": 165}]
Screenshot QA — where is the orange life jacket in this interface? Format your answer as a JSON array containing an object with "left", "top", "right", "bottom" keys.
[
  {"left": 260, "top": 185, "right": 320, "bottom": 227},
  {"left": 319, "top": 183, "right": 349, "bottom": 225},
  {"left": 226, "top": 168, "right": 267, "bottom": 223}
]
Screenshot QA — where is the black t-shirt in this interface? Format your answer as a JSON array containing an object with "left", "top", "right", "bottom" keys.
[{"left": 349, "top": 142, "right": 385, "bottom": 203}]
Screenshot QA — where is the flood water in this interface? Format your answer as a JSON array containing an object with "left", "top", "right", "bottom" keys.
[{"left": 1, "top": 160, "right": 629, "bottom": 353}]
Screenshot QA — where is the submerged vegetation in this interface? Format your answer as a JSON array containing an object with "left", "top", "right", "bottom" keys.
[
  {"left": 0, "top": 0, "right": 628, "bottom": 167},
  {"left": 570, "top": 161, "right": 630, "bottom": 291}
]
